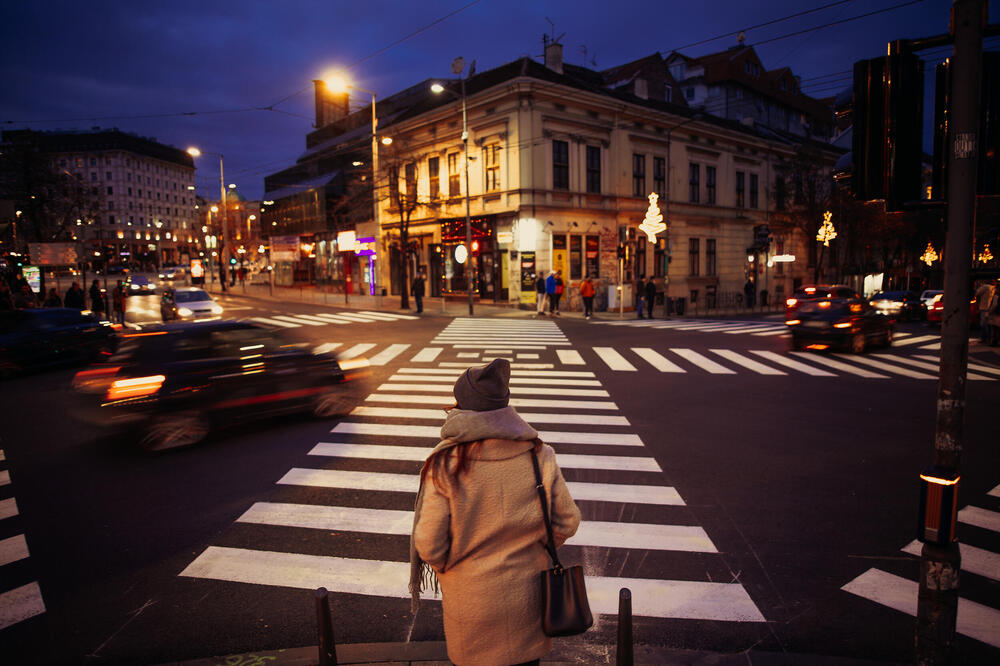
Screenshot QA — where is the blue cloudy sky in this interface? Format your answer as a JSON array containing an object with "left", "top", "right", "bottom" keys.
[{"left": 3, "top": 0, "right": 996, "bottom": 199}]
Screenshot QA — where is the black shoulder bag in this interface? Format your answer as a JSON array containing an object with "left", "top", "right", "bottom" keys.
[{"left": 530, "top": 448, "right": 593, "bottom": 637}]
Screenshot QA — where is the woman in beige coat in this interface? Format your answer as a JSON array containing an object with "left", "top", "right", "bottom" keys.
[{"left": 410, "top": 358, "right": 582, "bottom": 666}]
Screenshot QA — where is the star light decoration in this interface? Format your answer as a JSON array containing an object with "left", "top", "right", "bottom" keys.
[
  {"left": 816, "top": 210, "right": 837, "bottom": 247},
  {"left": 978, "top": 244, "right": 993, "bottom": 264},
  {"left": 921, "top": 242, "right": 939, "bottom": 266},
  {"left": 638, "top": 192, "right": 666, "bottom": 242}
]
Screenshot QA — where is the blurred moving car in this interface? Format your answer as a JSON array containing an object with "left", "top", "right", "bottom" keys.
[
  {"left": 158, "top": 265, "right": 187, "bottom": 281},
  {"left": 161, "top": 287, "right": 223, "bottom": 321},
  {"left": 869, "top": 290, "right": 925, "bottom": 320},
  {"left": 125, "top": 274, "right": 154, "bottom": 295},
  {"left": 926, "top": 293, "right": 978, "bottom": 325},
  {"left": 72, "top": 320, "right": 361, "bottom": 450},
  {"left": 1, "top": 308, "right": 118, "bottom": 378},
  {"left": 785, "top": 284, "right": 861, "bottom": 319},
  {"left": 786, "top": 298, "right": 894, "bottom": 353},
  {"left": 920, "top": 289, "right": 943, "bottom": 309}
]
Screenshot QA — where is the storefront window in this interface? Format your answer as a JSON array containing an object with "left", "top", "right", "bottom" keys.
[
  {"left": 570, "top": 235, "right": 583, "bottom": 280},
  {"left": 585, "top": 235, "right": 600, "bottom": 278}
]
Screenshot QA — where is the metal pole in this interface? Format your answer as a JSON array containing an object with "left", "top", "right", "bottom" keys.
[
  {"left": 219, "top": 154, "right": 228, "bottom": 292},
  {"left": 314, "top": 587, "right": 338, "bottom": 666},
  {"left": 915, "top": 1, "right": 983, "bottom": 662},
  {"left": 462, "top": 75, "right": 473, "bottom": 316},
  {"left": 371, "top": 93, "right": 381, "bottom": 308},
  {"left": 616, "top": 588, "right": 633, "bottom": 666}
]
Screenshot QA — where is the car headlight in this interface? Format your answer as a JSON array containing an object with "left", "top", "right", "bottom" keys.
[
  {"left": 130, "top": 284, "right": 140, "bottom": 290},
  {"left": 210, "top": 305, "right": 224, "bottom": 315},
  {"left": 177, "top": 307, "right": 194, "bottom": 316},
  {"left": 158, "top": 273, "right": 165, "bottom": 279}
]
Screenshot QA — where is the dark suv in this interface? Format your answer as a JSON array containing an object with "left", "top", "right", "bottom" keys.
[
  {"left": 1, "top": 308, "right": 118, "bottom": 377},
  {"left": 785, "top": 285, "right": 860, "bottom": 321}
]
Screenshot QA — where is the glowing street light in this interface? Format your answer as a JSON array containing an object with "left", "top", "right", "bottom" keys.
[{"left": 188, "top": 146, "right": 230, "bottom": 291}]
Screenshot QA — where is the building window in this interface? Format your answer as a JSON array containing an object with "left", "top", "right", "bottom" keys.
[
  {"left": 448, "top": 153, "right": 460, "bottom": 196},
  {"left": 706, "top": 166, "right": 716, "bottom": 204},
  {"left": 689, "top": 163, "right": 700, "bottom": 203},
  {"left": 109, "top": 214, "right": 115, "bottom": 224},
  {"left": 653, "top": 237, "right": 666, "bottom": 277},
  {"left": 749, "top": 173, "right": 759, "bottom": 208},
  {"left": 706, "top": 238, "right": 717, "bottom": 275},
  {"left": 632, "top": 154, "right": 645, "bottom": 197},
  {"left": 736, "top": 171, "right": 745, "bottom": 208},
  {"left": 89, "top": 158, "right": 97, "bottom": 166},
  {"left": 106, "top": 171, "right": 112, "bottom": 180},
  {"left": 586, "top": 146, "right": 601, "bottom": 193},
  {"left": 484, "top": 143, "right": 500, "bottom": 192},
  {"left": 688, "top": 238, "right": 700, "bottom": 276},
  {"left": 552, "top": 140, "right": 569, "bottom": 190},
  {"left": 653, "top": 157, "right": 665, "bottom": 199},
  {"left": 404, "top": 162, "right": 416, "bottom": 202},
  {"left": 428, "top": 156, "right": 439, "bottom": 198},
  {"left": 388, "top": 166, "right": 399, "bottom": 204},
  {"left": 108, "top": 201, "right": 115, "bottom": 211},
  {"left": 91, "top": 172, "right": 97, "bottom": 181},
  {"left": 585, "top": 234, "right": 600, "bottom": 278},
  {"left": 685, "top": 88, "right": 695, "bottom": 100},
  {"left": 570, "top": 235, "right": 583, "bottom": 280},
  {"left": 106, "top": 186, "right": 113, "bottom": 195},
  {"left": 775, "top": 177, "right": 787, "bottom": 210}
]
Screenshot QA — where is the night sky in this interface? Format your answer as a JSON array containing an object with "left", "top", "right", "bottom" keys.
[{"left": 3, "top": 0, "right": 996, "bottom": 201}]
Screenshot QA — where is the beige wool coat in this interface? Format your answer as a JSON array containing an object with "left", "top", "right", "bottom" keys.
[{"left": 412, "top": 409, "right": 581, "bottom": 666}]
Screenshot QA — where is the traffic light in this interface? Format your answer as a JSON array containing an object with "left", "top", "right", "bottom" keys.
[
  {"left": 933, "top": 52, "right": 1000, "bottom": 199},
  {"left": 230, "top": 257, "right": 237, "bottom": 265},
  {"left": 852, "top": 52, "right": 924, "bottom": 209}
]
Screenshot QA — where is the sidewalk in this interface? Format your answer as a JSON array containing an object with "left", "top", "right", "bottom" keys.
[
  {"left": 160, "top": 640, "right": 906, "bottom": 665},
  {"left": 202, "top": 281, "right": 786, "bottom": 321}
]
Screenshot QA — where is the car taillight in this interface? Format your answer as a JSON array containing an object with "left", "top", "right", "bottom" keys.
[
  {"left": 106, "top": 374, "right": 165, "bottom": 401},
  {"left": 785, "top": 319, "right": 801, "bottom": 326},
  {"left": 833, "top": 319, "right": 854, "bottom": 329},
  {"left": 73, "top": 366, "right": 122, "bottom": 393},
  {"left": 786, "top": 298, "right": 797, "bottom": 307}
]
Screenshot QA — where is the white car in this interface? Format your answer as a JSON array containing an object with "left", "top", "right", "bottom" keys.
[
  {"left": 920, "top": 290, "right": 943, "bottom": 309},
  {"left": 161, "top": 288, "right": 223, "bottom": 321}
]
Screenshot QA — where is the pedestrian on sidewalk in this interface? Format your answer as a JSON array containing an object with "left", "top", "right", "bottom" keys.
[
  {"left": 89, "top": 279, "right": 105, "bottom": 315},
  {"left": 552, "top": 270, "right": 564, "bottom": 315},
  {"left": 535, "top": 272, "right": 547, "bottom": 316},
  {"left": 544, "top": 270, "right": 557, "bottom": 315},
  {"left": 744, "top": 279, "right": 756, "bottom": 309},
  {"left": 412, "top": 270, "right": 426, "bottom": 314},
  {"left": 42, "top": 287, "right": 62, "bottom": 307},
  {"left": 113, "top": 280, "right": 127, "bottom": 325},
  {"left": 410, "top": 358, "right": 581, "bottom": 666},
  {"left": 645, "top": 275, "right": 656, "bottom": 319},
  {"left": 64, "top": 282, "right": 85, "bottom": 310},
  {"left": 580, "top": 274, "right": 595, "bottom": 319},
  {"left": 13, "top": 284, "right": 37, "bottom": 309},
  {"left": 636, "top": 275, "right": 647, "bottom": 319}
]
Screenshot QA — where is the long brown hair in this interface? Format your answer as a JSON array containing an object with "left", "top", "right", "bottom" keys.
[{"left": 419, "top": 438, "right": 544, "bottom": 493}]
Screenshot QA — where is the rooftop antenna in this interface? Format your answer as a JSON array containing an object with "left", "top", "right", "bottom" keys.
[
  {"left": 544, "top": 17, "right": 565, "bottom": 45},
  {"left": 737, "top": 31, "right": 746, "bottom": 46}
]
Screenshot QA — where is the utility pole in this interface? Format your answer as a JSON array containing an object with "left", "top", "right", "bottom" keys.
[{"left": 915, "top": 1, "right": 984, "bottom": 662}]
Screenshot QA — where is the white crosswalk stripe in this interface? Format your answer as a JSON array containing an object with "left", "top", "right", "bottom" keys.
[
  {"left": 179, "top": 320, "right": 765, "bottom": 625},
  {"left": 710, "top": 349, "right": 785, "bottom": 375},
  {"left": 748, "top": 350, "right": 835, "bottom": 376},
  {"left": 594, "top": 347, "right": 637, "bottom": 371},
  {"left": 670, "top": 348, "right": 736, "bottom": 374},
  {"left": 272, "top": 315, "right": 327, "bottom": 326},
  {"left": 631, "top": 348, "right": 685, "bottom": 373},
  {"left": 0, "top": 451, "right": 46, "bottom": 631},
  {"left": 366, "top": 344, "right": 410, "bottom": 366},
  {"left": 340, "top": 343, "right": 376, "bottom": 359},
  {"left": 250, "top": 316, "right": 300, "bottom": 328}
]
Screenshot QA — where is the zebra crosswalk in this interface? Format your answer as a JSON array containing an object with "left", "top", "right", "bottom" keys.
[
  {"left": 0, "top": 449, "right": 46, "bottom": 633},
  {"left": 250, "top": 309, "right": 419, "bottom": 329},
  {"left": 842, "top": 483, "right": 1000, "bottom": 649},
  {"left": 179, "top": 339, "right": 767, "bottom": 626}
]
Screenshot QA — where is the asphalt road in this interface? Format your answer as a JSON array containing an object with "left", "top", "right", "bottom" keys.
[{"left": 1, "top": 292, "right": 999, "bottom": 664}]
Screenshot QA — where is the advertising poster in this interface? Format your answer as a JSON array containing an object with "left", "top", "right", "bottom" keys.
[{"left": 519, "top": 251, "right": 536, "bottom": 305}]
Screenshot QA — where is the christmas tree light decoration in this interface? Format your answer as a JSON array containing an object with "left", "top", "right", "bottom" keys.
[
  {"left": 978, "top": 244, "right": 993, "bottom": 264},
  {"left": 638, "top": 192, "right": 667, "bottom": 242},
  {"left": 921, "top": 243, "right": 939, "bottom": 266},
  {"left": 816, "top": 210, "right": 837, "bottom": 247}
]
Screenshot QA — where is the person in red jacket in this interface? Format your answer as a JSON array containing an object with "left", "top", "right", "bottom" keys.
[{"left": 579, "top": 275, "right": 596, "bottom": 319}]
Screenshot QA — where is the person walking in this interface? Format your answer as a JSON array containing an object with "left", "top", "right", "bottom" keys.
[
  {"left": 13, "top": 284, "right": 38, "bottom": 309},
  {"left": 410, "top": 358, "right": 581, "bottom": 666},
  {"left": 551, "top": 270, "right": 564, "bottom": 315},
  {"left": 112, "top": 280, "right": 127, "bottom": 325},
  {"left": 43, "top": 287, "right": 62, "bottom": 307},
  {"left": 535, "top": 272, "right": 547, "bottom": 316},
  {"left": 580, "top": 274, "right": 595, "bottom": 319},
  {"left": 644, "top": 275, "right": 656, "bottom": 319},
  {"left": 975, "top": 280, "right": 996, "bottom": 343},
  {"left": 744, "top": 279, "right": 756, "bottom": 309},
  {"left": 636, "top": 276, "right": 647, "bottom": 319},
  {"left": 89, "top": 279, "right": 105, "bottom": 315},
  {"left": 411, "top": 270, "right": 426, "bottom": 314},
  {"left": 544, "top": 270, "right": 557, "bottom": 315},
  {"left": 64, "top": 282, "right": 86, "bottom": 310}
]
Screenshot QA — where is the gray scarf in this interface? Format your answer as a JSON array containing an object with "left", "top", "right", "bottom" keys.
[{"left": 408, "top": 406, "right": 538, "bottom": 613}]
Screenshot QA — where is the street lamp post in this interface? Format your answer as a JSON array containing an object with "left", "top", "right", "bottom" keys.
[
  {"left": 324, "top": 73, "right": 382, "bottom": 307},
  {"left": 432, "top": 57, "right": 474, "bottom": 316},
  {"left": 187, "top": 147, "right": 228, "bottom": 292}
]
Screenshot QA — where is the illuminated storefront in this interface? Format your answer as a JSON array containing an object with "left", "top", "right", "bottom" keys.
[{"left": 433, "top": 216, "right": 499, "bottom": 299}]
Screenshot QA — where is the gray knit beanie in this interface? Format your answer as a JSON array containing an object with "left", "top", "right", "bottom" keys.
[{"left": 453, "top": 358, "right": 511, "bottom": 411}]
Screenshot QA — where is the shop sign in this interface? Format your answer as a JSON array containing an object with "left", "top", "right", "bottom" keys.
[{"left": 271, "top": 235, "right": 299, "bottom": 262}]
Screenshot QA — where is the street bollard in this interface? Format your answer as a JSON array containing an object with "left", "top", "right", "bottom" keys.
[
  {"left": 314, "top": 587, "right": 338, "bottom": 666},
  {"left": 616, "top": 587, "right": 633, "bottom": 666}
]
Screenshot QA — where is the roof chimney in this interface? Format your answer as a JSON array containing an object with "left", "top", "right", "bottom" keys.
[
  {"left": 313, "top": 80, "right": 349, "bottom": 129},
  {"left": 544, "top": 41, "right": 563, "bottom": 74}
]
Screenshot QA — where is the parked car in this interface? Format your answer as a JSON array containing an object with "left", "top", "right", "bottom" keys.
[
  {"left": 785, "top": 284, "right": 861, "bottom": 320},
  {"left": 869, "top": 290, "right": 925, "bottom": 320},
  {"left": 71, "top": 320, "right": 362, "bottom": 450},
  {"left": 125, "top": 274, "right": 155, "bottom": 295},
  {"left": 0, "top": 308, "right": 118, "bottom": 378},
  {"left": 920, "top": 289, "right": 943, "bottom": 309},
  {"left": 786, "top": 298, "right": 894, "bottom": 353},
  {"left": 160, "top": 287, "right": 223, "bottom": 321}
]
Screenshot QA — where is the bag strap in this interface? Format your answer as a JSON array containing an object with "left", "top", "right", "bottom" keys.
[{"left": 530, "top": 448, "right": 562, "bottom": 570}]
